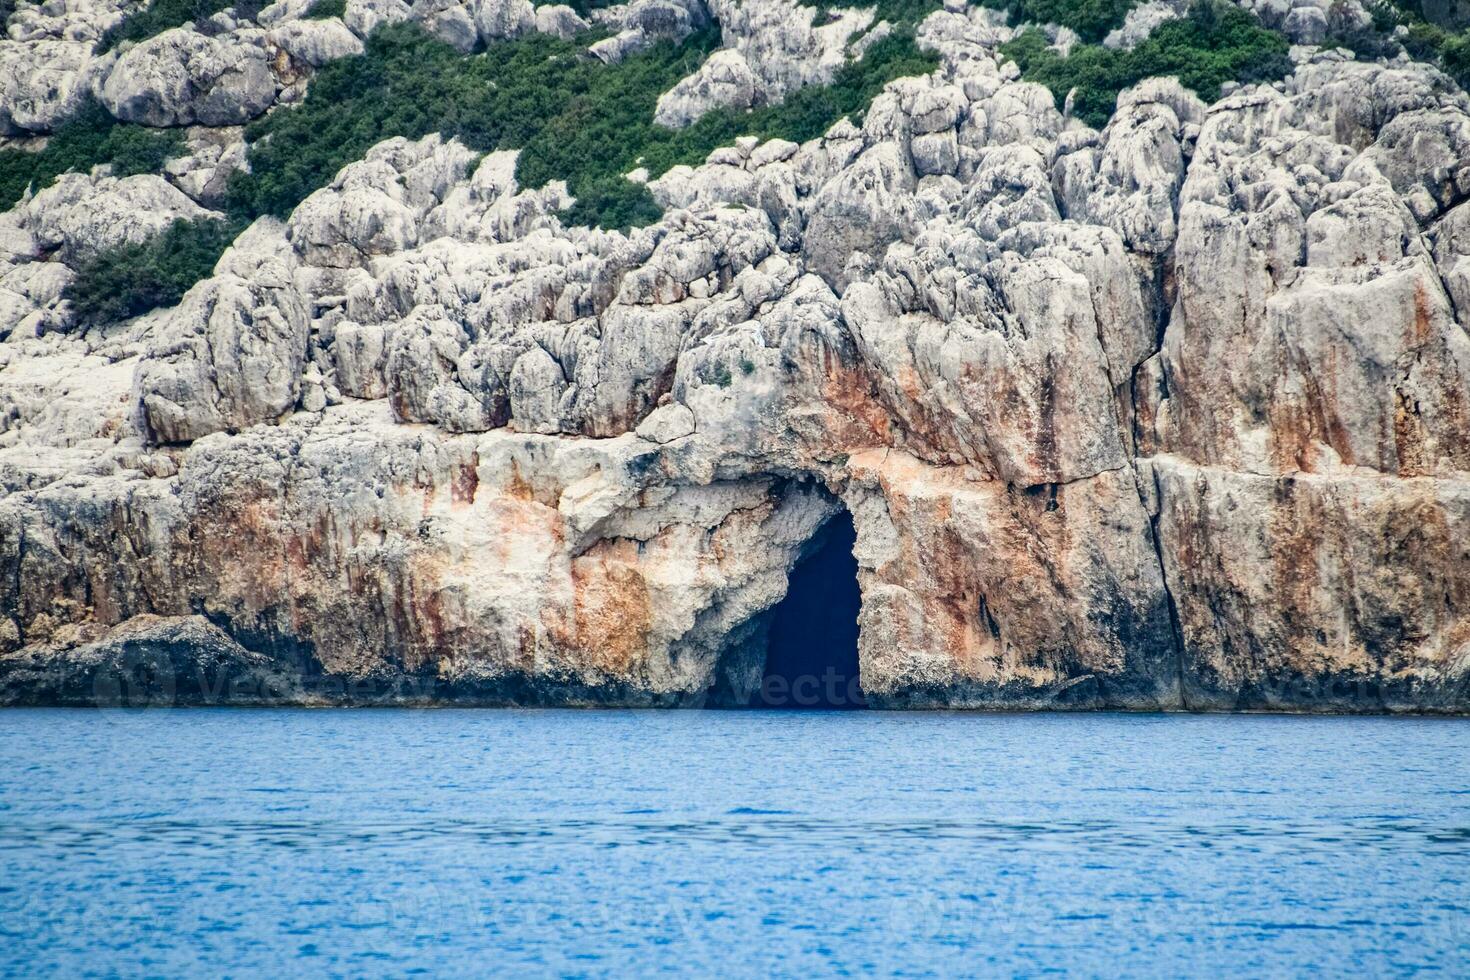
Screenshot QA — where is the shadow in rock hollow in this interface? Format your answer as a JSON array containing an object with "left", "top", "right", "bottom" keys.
[{"left": 750, "top": 510, "right": 865, "bottom": 710}]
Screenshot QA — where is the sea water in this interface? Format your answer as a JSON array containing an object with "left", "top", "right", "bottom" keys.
[{"left": 1, "top": 709, "right": 1466, "bottom": 976}]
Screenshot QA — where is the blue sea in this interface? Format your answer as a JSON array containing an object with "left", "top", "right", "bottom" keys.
[{"left": 0, "top": 709, "right": 1466, "bottom": 977}]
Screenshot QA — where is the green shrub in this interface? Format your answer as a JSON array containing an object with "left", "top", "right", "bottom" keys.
[
  {"left": 64, "top": 216, "right": 246, "bottom": 324},
  {"left": 1407, "top": 21, "right": 1470, "bottom": 88},
  {"left": 304, "top": 0, "right": 346, "bottom": 18},
  {"left": 537, "top": 0, "right": 620, "bottom": 15},
  {"left": 1442, "top": 31, "right": 1470, "bottom": 84},
  {"left": 558, "top": 174, "right": 664, "bottom": 232},
  {"left": 1367, "top": 0, "right": 1407, "bottom": 31},
  {"left": 1002, "top": 1, "right": 1291, "bottom": 128},
  {"left": 803, "top": 0, "right": 945, "bottom": 26},
  {"left": 976, "top": 0, "right": 1140, "bottom": 44},
  {"left": 1, "top": 0, "right": 31, "bottom": 27},
  {"left": 97, "top": 122, "right": 185, "bottom": 176},
  {"left": 1331, "top": 0, "right": 1470, "bottom": 89},
  {"left": 98, "top": 0, "right": 237, "bottom": 52},
  {"left": 0, "top": 99, "right": 184, "bottom": 210}
]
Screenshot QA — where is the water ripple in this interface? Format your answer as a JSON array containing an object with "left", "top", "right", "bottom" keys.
[{"left": 3, "top": 814, "right": 1467, "bottom": 856}]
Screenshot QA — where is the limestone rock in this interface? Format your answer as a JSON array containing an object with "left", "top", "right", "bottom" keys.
[
  {"left": 19, "top": 170, "right": 213, "bottom": 263},
  {"left": 1429, "top": 200, "right": 1470, "bottom": 324},
  {"left": 134, "top": 220, "right": 309, "bottom": 443},
  {"left": 0, "top": 0, "right": 127, "bottom": 134},
  {"left": 635, "top": 402, "right": 696, "bottom": 443},
  {"left": 588, "top": 0, "right": 708, "bottom": 63},
  {"left": 472, "top": 0, "right": 535, "bottom": 42},
  {"left": 268, "top": 18, "right": 364, "bottom": 68},
  {"left": 344, "top": 0, "right": 414, "bottom": 37},
  {"left": 162, "top": 126, "right": 248, "bottom": 208},
  {"left": 97, "top": 27, "right": 278, "bottom": 127},
  {"left": 1156, "top": 92, "right": 1470, "bottom": 476},
  {"left": 0, "top": 615, "right": 306, "bottom": 707},
  {"left": 653, "top": 49, "right": 758, "bottom": 128},
  {"left": 1104, "top": 0, "right": 1187, "bottom": 50},
  {"left": 1362, "top": 106, "right": 1470, "bottom": 223},
  {"left": 651, "top": 0, "right": 874, "bottom": 127},
  {"left": 534, "top": 3, "right": 588, "bottom": 38},
  {"left": 804, "top": 142, "right": 919, "bottom": 291},
  {"left": 1147, "top": 455, "right": 1470, "bottom": 712},
  {"left": 1054, "top": 78, "right": 1202, "bottom": 254}
]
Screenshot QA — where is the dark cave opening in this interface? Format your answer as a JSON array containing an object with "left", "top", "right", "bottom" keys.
[{"left": 751, "top": 511, "right": 865, "bottom": 710}]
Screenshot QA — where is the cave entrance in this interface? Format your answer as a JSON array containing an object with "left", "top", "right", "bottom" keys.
[{"left": 751, "top": 510, "right": 865, "bottom": 710}]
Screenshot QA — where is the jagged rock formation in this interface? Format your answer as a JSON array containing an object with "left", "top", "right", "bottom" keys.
[{"left": 2, "top": 0, "right": 1470, "bottom": 711}]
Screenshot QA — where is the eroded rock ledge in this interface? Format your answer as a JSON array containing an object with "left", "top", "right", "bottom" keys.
[{"left": 3, "top": 2, "right": 1470, "bottom": 711}]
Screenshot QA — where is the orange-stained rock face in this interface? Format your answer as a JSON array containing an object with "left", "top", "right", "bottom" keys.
[
  {"left": 842, "top": 450, "right": 1177, "bottom": 708},
  {"left": 552, "top": 539, "right": 656, "bottom": 675},
  {"left": 1148, "top": 456, "right": 1470, "bottom": 710}
]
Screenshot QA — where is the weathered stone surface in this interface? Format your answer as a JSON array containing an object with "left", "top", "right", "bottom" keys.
[
  {"left": 654, "top": 48, "right": 759, "bottom": 128},
  {"left": 268, "top": 17, "right": 364, "bottom": 67},
  {"left": 1153, "top": 89, "right": 1470, "bottom": 477},
  {"left": 0, "top": 170, "right": 216, "bottom": 337},
  {"left": 1055, "top": 78, "right": 1202, "bottom": 254},
  {"left": 0, "top": 0, "right": 127, "bottom": 135},
  {"left": 845, "top": 450, "right": 1178, "bottom": 709},
  {"left": 22, "top": 171, "right": 213, "bottom": 263},
  {"left": 1146, "top": 455, "right": 1470, "bottom": 712},
  {"left": 653, "top": 0, "right": 875, "bottom": 128},
  {"left": 588, "top": 0, "right": 708, "bottom": 63},
  {"left": 133, "top": 219, "right": 310, "bottom": 443},
  {"left": 97, "top": 27, "right": 279, "bottom": 127},
  {"left": 162, "top": 125, "right": 248, "bottom": 208},
  {"left": 0, "top": 614, "right": 308, "bottom": 707}
]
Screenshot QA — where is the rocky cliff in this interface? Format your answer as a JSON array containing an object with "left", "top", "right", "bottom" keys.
[{"left": 3, "top": 0, "right": 1470, "bottom": 711}]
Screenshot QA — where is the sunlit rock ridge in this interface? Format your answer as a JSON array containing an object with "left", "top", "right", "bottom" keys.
[{"left": 3, "top": 0, "right": 1470, "bottom": 711}]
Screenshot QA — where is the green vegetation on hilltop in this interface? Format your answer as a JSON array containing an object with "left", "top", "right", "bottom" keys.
[
  {"left": 1367, "top": 0, "right": 1470, "bottom": 88},
  {"left": 225, "top": 23, "right": 719, "bottom": 220},
  {"left": 39, "top": 0, "right": 1470, "bottom": 327},
  {"left": 977, "top": 0, "right": 1139, "bottom": 43},
  {"left": 97, "top": 0, "right": 239, "bottom": 53},
  {"left": 304, "top": 0, "right": 346, "bottom": 19},
  {"left": 229, "top": 20, "right": 938, "bottom": 226},
  {"left": 1304, "top": 2, "right": 1469, "bottom": 89},
  {"left": 0, "top": 99, "right": 183, "bottom": 210},
  {"left": 65, "top": 216, "right": 246, "bottom": 323},
  {"left": 1002, "top": 0, "right": 1291, "bottom": 128},
  {"left": 523, "top": 27, "right": 939, "bottom": 225},
  {"left": 60, "top": 19, "right": 936, "bottom": 324},
  {"left": 804, "top": 0, "right": 944, "bottom": 25}
]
